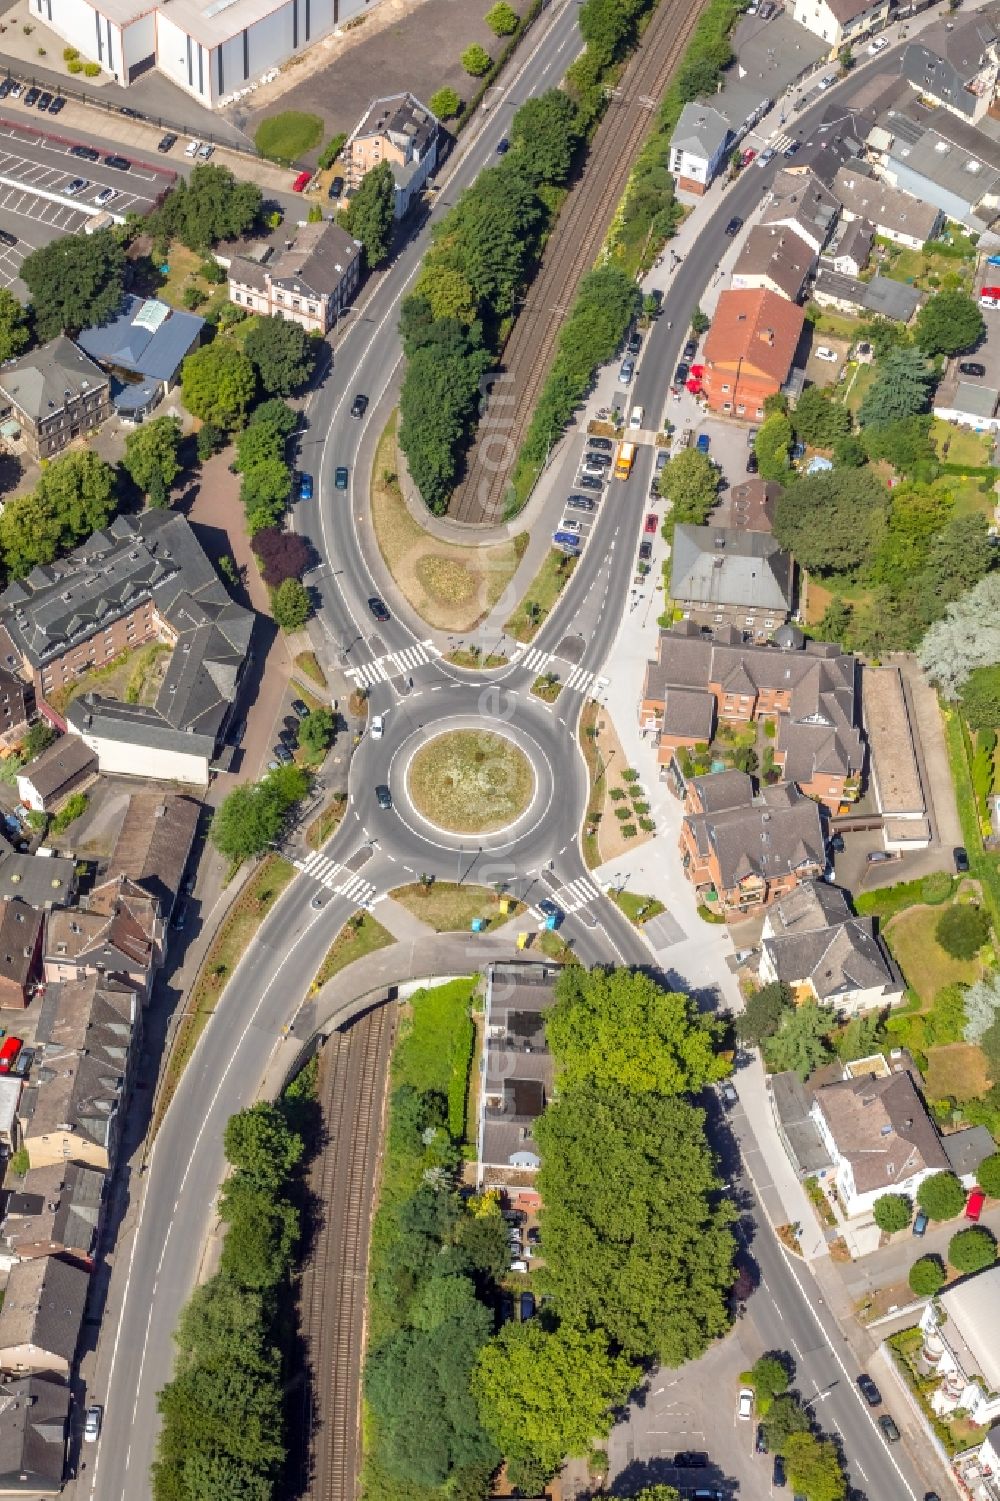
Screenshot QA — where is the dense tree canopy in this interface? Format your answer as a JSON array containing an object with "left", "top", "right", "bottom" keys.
[
  {"left": 873, "top": 1193, "right": 912, "bottom": 1233},
  {"left": 271, "top": 576, "right": 312, "bottom": 631},
  {"left": 919, "top": 573, "right": 1000, "bottom": 698},
  {"left": 210, "top": 764, "right": 309, "bottom": 862},
  {"left": 244, "top": 316, "right": 316, "bottom": 396},
  {"left": 658, "top": 447, "right": 718, "bottom": 526},
  {"left": 948, "top": 1226, "right": 997, "bottom": 1274},
  {"left": 960, "top": 665, "right": 1000, "bottom": 732},
  {"left": 0, "top": 287, "right": 30, "bottom": 363},
  {"left": 909, "top": 1255, "right": 946, "bottom": 1295},
  {"left": 915, "top": 289, "right": 985, "bottom": 357},
  {"left": 546, "top": 967, "right": 727, "bottom": 1095},
  {"left": 784, "top": 1431, "right": 847, "bottom": 1501},
  {"left": 21, "top": 228, "right": 125, "bottom": 338},
  {"left": 123, "top": 416, "right": 183, "bottom": 496},
  {"left": 858, "top": 345, "right": 935, "bottom": 427},
  {"left": 157, "top": 163, "right": 262, "bottom": 250},
  {"left": 754, "top": 412, "right": 793, "bottom": 480},
  {"left": 342, "top": 160, "right": 396, "bottom": 267},
  {"left": 916, "top": 1171, "right": 966, "bottom": 1221},
  {"left": 182, "top": 342, "right": 257, "bottom": 431},
  {"left": 509, "top": 90, "right": 583, "bottom": 184},
  {"left": 398, "top": 316, "right": 491, "bottom": 511},
  {"left": 223, "top": 1102, "right": 304, "bottom": 1188},
  {"left": 773, "top": 468, "right": 889, "bottom": 579},
  {"left": 736, "top": 982, "right": 793, "bottom": 1046},
  {"left": 792, "top": 387, "right": 851, "bottom": 448},
  {"left": 0, "top": 450, "right": 117, "bottom": 578},
  {"left": 762, "top": 1001, "right": 835, "bottom": 1080}
]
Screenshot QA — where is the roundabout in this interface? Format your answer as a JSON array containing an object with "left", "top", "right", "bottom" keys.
[{"left": 405, "top": 728, "right": 535, "bottom": 835}]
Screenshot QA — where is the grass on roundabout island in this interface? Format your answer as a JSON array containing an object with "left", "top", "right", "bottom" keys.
[
  {"left": 391, "top": 881, "right": 525, "bottom": 931},
  {"left": 407, "top": 729, "right": 534, "bottom": 834}
]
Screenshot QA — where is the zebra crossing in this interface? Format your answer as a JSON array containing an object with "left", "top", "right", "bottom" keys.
[
  {"left": 345, "top": 639, "right": 440, "bottom": 690},
  {"left": 528, "top": 875, "right": 601, "bottom": 920},
  {"left": 513, "top": 646, "right": 609, "bottom": 698},
  {"left": 295, "top": 850, "right": 379, "bottom": 909},
  {"left": 515, "top": 646, "right": 554, "bottom": 675},
  {"left": 766, "top": 130, "right": 797, "bottom": 155}
]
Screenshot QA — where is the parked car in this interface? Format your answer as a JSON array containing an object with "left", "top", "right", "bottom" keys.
[
  {"left": 519, "top": 1292, "right": 535, "bottom": 1320},
  {"left": 71, "top": 144, "right": 100, "bottom": 161},
  {"left": 0, "top": 1037, "right": 23, "bottom": 1073},
  {"left": 495, "top": 136, "right": 509, "bottom": 154},
  {"left": 36, "top": 92, "right": 53, "bottom": 110},
  {"left": 272, "top": 743, "right": 293, "bottom": 764},
  {"left": 857, "top": 1374, "right": 882, "bottom": 1406},
  {"left": 566, "top": 493, "right": 596, "bottom": 512},
  {"left": 510, "top": 1258, "right": 528, "bottom": 1273},
  {"left": 297, "top": 472, "right": 313, "bottom": 501},
  {"left": 683, "top": 339, "right": 697, "bottom": 361},
  {"left": 185, "top": 139, "right": 201, "bottom": 158},
  {"left": 959, "top": 362, "right": 986, "bottom": 377},
  {"left": 118, "top": 104, "right": 143, "bottom": 118},
  {"left": 292, "top": 170, "right": 311, "bottom": 192},
  {"left": 629, "top": 405, "right": 644, "bottom": 429},
  {"left": 741, "top": 147, "right": 757, "bottom": 167},
  {"left": 955, "top": 846, "right": 970, "bottom": 873},
  {"left": 291, "top": 699, "right": 310, "bottom": 720},
  {"left": 818, "top": 73, "right": 836, "bottom": 89},
  {"left": 560, "top": 518, "right": 583, "bottom": 535},
  {"left": 913, "top": 1209, "right": 929, "bottom": 1236},
  {"left": 966, "top": 1186, "right": 986, "bottom": 1221},
  {"left": 500, "top": 1292, "right": 514, "bottom": 1323},
  {"left": 644, "top": 512, "right": 658, "bottom": 534},
  {"left": 655, "top": 449, "right": 669, "bottom": 472},
  {"left": 376, "top": 784, "right": 393, "bottom": 810},
  {"left": 674, "top": 361, "right": 690, "bottom": 385},
  {"left": 335, "top": 466, "right": 349, "bottom": 490},
  {"left": 746, "top": 450, "right": 759, "bottom": 474},
  {"left": 84, "top": 1406, "right": 102, "bottom": 1442},
  {"left": 23, "top": 88, "right": 40, "bottom": 107},
  {"left": 104, "top": 155, "right": 131, "bottom": 171},
  {"left": 738, "top": 1388, "right": 754, "bottom": 1421},
  {"left": 773, "top": 1455, "right": 786, "bottom": 1488},
  {"left": 65, "top": 178, "right": 90, "bottom": 196},
  {"left": 584, "top": 449, "right": 611, "bottom": 467},
  {"left": 198, "top": 143, "right": 215, "bottom": 160},
  {"left": 720, "top": 1079, "right": 738, "bottom": 1106},
  {"left": 696, "top": 433, "right": 711, "bottom": 453},
  {"left": 0, "top": 229, "right": 17, "bottom": 247},
  {"left": 725, "top": 216, "right": 743, "bottom": 236},
  {"left": 868, "top": 33, "right": 889, "bottom": 52},
  {"left": 0, "top": 79, "right": 11, "bottom": 99},
  {"left": 674, "top": 1452, "right": 708, "bottom": 1468},
  {"left": 48, "top": 96, "right": 65, "bottom": 113},
  {"left": 171, "top": 902, "right": 188, "bottom": 931},
  {"left": 368, "top": 597, "right": 390, "bottom": 622},
  {"left": 158, "top": 133, "right": 178, "bottom": 153},
  {"left": 577, "top": 473, "right": 603, "bottom": 491},
  {"left": 351, "top": 393, "right": 369, "bottom": 418},
  {"left": 639, "top": 539, "right": 653, "bottom": 561},
  {"left": 815, "top": 346, "right": 839, "bottom": 363},
  {"left": 588, "top": 436, "right": 613, "bottom": 452},
  {"left": 553, "top": 530, "right": 581, "bottom": 552},
  {"left": 619, "top": 358, "right": 635, "bottom": 384},
  {"left": 370, "top": 715, "right": 384, "bottom": 741},
  {"left": 783, "top": 139, "right": 801, "bottom": 158},
  {"left": 878, "top": 1415, "right": 900, "bottom": 1443},
  {"left": 94, "top": 187, "right": 118, "bottom": 206},
  {"left": 627, "top": 330, "right": 642, "bottom": 355},
  {"left": 328, "top": 175, "right": 345, "bottom": 199},
  {"left": 756, "top": 1423, "right": 768, "bottom": 1454},
  {"left": 758, "top": 147, "right": 776, "bottom": 165}
]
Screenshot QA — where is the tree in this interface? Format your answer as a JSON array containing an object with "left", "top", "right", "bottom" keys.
[
  {"left": 764, "top": 1395, "right": 811, "bottom": 1453},
  {"left": 862, "top": 415, "right": 938, "bottom": 480},
  {"left": 749, "top": 1354, "right": 790, "bottom": 1404},
  {"left": 658, "top": 447, "right": 718, "bottom": 524},
  {"left": 147, "top": 470, "right": 169, "bottom": 509},
  {"left": 754, "top": 413, "right": 793, "bottom": 481},
  {"left": 241, "top": 457, "right": 292, "bottom": 533},
  {"left": 917, "top": 1171, "right": 966, "bottom": 1222},
  {"left": 736, "top": 982, "right": 793, "bottom": 1046},
  {"left": 773, "top": 468, "right": 889, "bottom": 578},
  {"left": 271, "top": 577, "right": 311, "bottom": 631},
  {"left": 219, "top": 1179, "right": 299, "bottom": 1288},
  {"left": 429, "top": 87, "right": 461, "bottom": 119},
  {"left": 632, "top": 1490, "right": 682, "bottom": 1501},
  {"left": 936, "top": 903, "right": 990, "bottom": 960},
  {"left": 915, "top": 514, "right": 993, "bottom": 625},
  {"left": 966, "top": 974, "right": 1000, "bottom": 1043},
  {"left": 763, "top": 1001, "right": 835, "bottom": 1080},
  {"left": 835, "top": 1012, "right": 882, "bottom": 1063},
  {"left": 210, "top": 765, "right": 309, "bottom": 862},
  {"left": 977, "top": 1152, "right": 1000, "bottom": 1197},
  {"left": 677, "top": 52, "right": 728, "bottom": 102},
  {"left": 156, "top": 163, "right": 262, "bottom": 250},
  {"left": 244, "top": 315, "right": 316, "bottom": 396},
  {"left": 792, "top": 387, "right": 850, "bottom": 448},
  {"left": 783, "top": 1431, "right": 847, "bottom": 1501},
  {"left": 224, "top": 1102, "right": 303, "bottom": 1188},
  {"left": 578, "top": 0, "right": 631, "bottom": 65},
  {"left": 20, "top": 228, "right": 125, "bottom": 338},
  {"left": 909, "top": 1254, "right": 946, "bottom": 1295},
  {"left": 485, "top": 0, "right": 519, "bottom": 33},
  {"left": 873, "top": 1193, "right": 912, "bottom": 1233},
  {"left": 858, "top": 345, "right": 935, "bottom": 426},
  {"left": 24, "top": 721, "right": 55, "bottom": 759},
  {"left": 0, "top": 287, "right": 30, "bottom": 363},
  {"left": 833, "top": 432, "right": 866, "bottom": 468},
  {"left": 474, "top": 1322, "right": 636, "bottom": 1478},
  {"left": 545, "top": 967, "right": 727, "bottom": 1096},
  {"left": 0, "top": 450, "right": 117, "bottom": 578},
  {"left": 915, "top": 289, "right": 985, "bottom": 357},
  {"left": 196, "top": 421, "right": 224, "bottom": 461},
  {"left": 299, "top": 707, "right": 335, "bottom": 755},
  {"left": 961, "top": 665, "right": 1000, "bottom": 731},
  {"left": 123, "top": 416, "right": 182, "bottom": 495},
  {"left": 461, "top": 43, "right": 492, "bottom": 74},
  {"left": 399, "top": 319, "right": 491, "bottom": 511},
  {"left": 343, "top": 159, "right": 396, "bottom": 266},
  {"left": 857, "top": 315, "right": 909, "bottom": 361},
  {"left": 948, "top": 1226, "right": 997, "bottom": 1274},
  {"left": 182, "top": 342, "right": 257, "bottom": 431},
  {"left": 919, "top": 574, "right": 1000, "bottom": 698},
  {"left": 248, "top": 397, "right": 300, "bottom": 441},
  {"left": 536, "top": 1083, "right": 735, "bottom": 1363},
  {"left": 691, "top": 307, "right": 711, "bottom": 335},
  {"left": 252, "top": 526, "right": 311, "bottom": 586},
  {"left": 509, "top": 90, "right": 582, "bottom": 184}
]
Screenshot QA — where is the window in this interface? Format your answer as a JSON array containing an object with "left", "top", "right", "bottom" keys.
[
  {"left": 723, "top": 401, "right": 732, "bottom": 411},
  {"left": 721, "top": 382, "right": 730, "bottom": 392}
]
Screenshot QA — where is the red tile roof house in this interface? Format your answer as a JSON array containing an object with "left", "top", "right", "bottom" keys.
[{"left": 702, "top": 289, "right": 806, "bottom": 422}]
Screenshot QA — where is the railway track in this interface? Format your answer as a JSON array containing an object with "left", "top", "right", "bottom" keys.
[
  {"left": 448, "top": 0, "right": 708, "bottom": 525},
  {"left": 299, "top": 1003, "right": 396, "bottom": 1501}
]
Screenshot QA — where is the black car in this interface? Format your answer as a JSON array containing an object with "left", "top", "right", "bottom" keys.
[
  {"left": 683, "top": 339, "right": 697, "bottom": 361},
  {"left": 674, "top": 1452, "right": 708, "bottom": 1468},
  {"left": 566, "top": 493, "right": 596, "bottom": 512},
  {"left": 584, "top": 449, "right": 611, "bottom": 467},
  {"left": 291, "top": 699, "right": 310, "bottom": 719},
  {"left": 0, "top": 229, "right": 17, "bottom": 248},
  {"left": 335, "top": 466, "right": 349, "bottom": 489},
  {"left": 878, "top": 1414, "right": 900, "bottom": 1443},
  {"left": 272, "top": 743, "right": 293, "bottom": 764},
  {"left": 954, "top": 846, "right": 970, "bottom": 873},
  {"left": 783, "top": 139, "right": 802, "bottom": 158},
  {"left": 496, "top": 136, "right": 509, "bottom": 154},
  {"left": 71, "top": 144, "right": 100, "bottom": 161},
  {"left": 368, "top": 597, "right": 390, "bottom": 622},
  {"left": 171, "top": 901, "right": 188, "bottom": 931},
  {"left": 746, "top": 450, "right": 759, "bottom": 474},
  {"left": 959, "top": 362, "right": 986, "bottom": 376},
  {"left": 674, "top": 362, "right": 690, "bottom": 385},
  {"left": 755, "top": 1423, "right": 768, "bottom": 1454},
  {"left": 857, "top": 1374, "right": 882, "bottom": 1407},
  {"left": 36, "top": 92, "right": 52, "bottom": 110},
  {"left": 773, "top": 1455, "right": 786, "bottom": 1488},
  {"left": 376, "top": 784, "right": 393, "bottom": 810},
  {"left": 118, "top": 104, "right": 144, "bottom": 118},
  {"left": 104, "top": 154, "right": 131, "bottom": 171},
  {"left": 627, "top": 330, "right": 642, "bottom": 356},
  {"left": 725, "top": 215, "right": 743, "bottom": 236},
  {"left": 328, "top": 175, "right": 344, "bottom": 199},
  {"left": 23, "top": 88, "right": 39, "bottom": 106},
  {"left": 0, "top": 79, "right": 11, "bottom": 99},
  {"left": 639, "top": 539, "right": 653, "bottom": 561},
  {"left": 588, "top": 436, "right": 613, "bottom": 452},
  {"left": 577, "top": 473, "right": 603, "bottom": 491},
  {"left": 158, "top": 133, "right": 178, "bottom": 153},
  {"left": 499, "top": 1292, "right": 514, "bottom": 1324},
  {"left": 48, "top": 96, "right": 65, "bottom": 114},
  {"left": 350, "top": 392, "right": 369, "bottom": 418},
  {"left": 519, "top": 1291, "right": 535, "bottom": 1320}
]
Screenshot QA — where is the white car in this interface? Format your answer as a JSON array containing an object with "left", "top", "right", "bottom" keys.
[
  {"left": 868, "top": 34, "right": 889, "bottom": 53},
  {"left": 84, "top": 1405, "right": 102, "bottom": 1442},
  {"left": 815, "top": 345, "right": 839, "bottom": 363},
  {"left": 559, "top": 518, "right": 583, "bottom": 534},
  {"left": 370, "top": 714, "right": 384, "bottom": 741},
  {"left": 198, "top": 143, "right": 215, "bottom": 160},
  {"left": 184, "top": 139, "right": 201, "bottom": 158},
  {"left": 818, "top": 73, "right": 836, "bottom": 90},
  {"left": 738, "top": 1388, "right": 754, "bottom": 1421},
  {"left": 629, "top": 405, "right": 644, "bottom": 430},
  {"left": 95, "top": 186, "right": 118, "bottom": 206}
]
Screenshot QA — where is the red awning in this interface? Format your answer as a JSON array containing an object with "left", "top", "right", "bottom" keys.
[
  {"left": 685, "top": 378, "right": 702, "bottom": 394},
  {"left": 690, "top": 364, "right": 706, "bottom": 378}
]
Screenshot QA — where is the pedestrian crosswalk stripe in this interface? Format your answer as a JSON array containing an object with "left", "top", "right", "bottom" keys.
[
  {"left": 564, "top": 665, "right": 593, "bottom": 693},
  {"left": 519, "top": 646, "right": 553, "bottom": 674},
  {"left": 345, "top": 638, "right": 440, "bottom": 689},
  {"left": 527, "top": 875, "right": 601, "bottom": 920},
  {"left": 296, "top": 850, "right": 377, "bottom": 909},
  {"left": 767, "top": 130, "right": 795, "bottom": 152}
]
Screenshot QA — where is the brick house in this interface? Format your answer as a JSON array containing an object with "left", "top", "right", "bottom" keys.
[
  {"left": 702, "top": 289, "right": 805, "bottom": 421},
  {"left": 344, "top": 92, "right": 439, "bottom": 217},
  {"left": 0, "top": 899, "right": 44, "bottom": 1009},
  {"left": 679, "top": 775, "right": 826, "bottom": 917},
  {"left": 0, "top": 666, "right": 31, "bottom": 748},
  {"left": 0, "top": 337, "right": 111, "bottom": 462}
]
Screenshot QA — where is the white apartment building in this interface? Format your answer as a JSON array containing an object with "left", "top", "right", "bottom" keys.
[
  {"left": 918, "top": 1266, "right": 1000, "bottom": 1428},
  {"left": 225, "top": 220, "right": 363, "bottom": 334},
  {"left": 791, "top": 0, "right": 890, "bottom": 52}
]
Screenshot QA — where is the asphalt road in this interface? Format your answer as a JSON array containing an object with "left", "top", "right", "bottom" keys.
[{"left": 86, "top": 21, "right": 945, "bottom": 1501}]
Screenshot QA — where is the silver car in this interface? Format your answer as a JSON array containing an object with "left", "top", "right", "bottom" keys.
[{"left": 618, "top": 357, "right": 635, "bottom": 384}]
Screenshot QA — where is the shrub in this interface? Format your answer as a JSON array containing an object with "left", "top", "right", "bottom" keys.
[
  {"left": 936, "top": 903, "right": 990, "bottom": 959},
  {"left": 909, "top": 1255, "right": 946, "bottom": 1296},
  {"left": 62, "top": 44, "right": 79, "bottom": 59},
  {"left": 83, "top": 60, "right": 100, "bottom": 75},
  {"left": 978, "top": 1152, "right": 1000, "bottom": 1197},
  {"left": 948, "top": 1226, "right": 997, "bottom": 1274},
  {"left": 67, "top": 58, "right": 83, "bottom": 72},
  {"left": 873, "top": 1193, "right": 912, "bottom": 1234},
  {"left": 317, "top": 131, "right": 347, "bottom": 171},
  {"left": 485, "top": 1, "right": 519, "bottom": 34},
  {"left": 917, "top": 1171, "right": 966, "bottom": 1222},
  {"left": 461, "top": 43, "right": 492, "bottom": 75},
  {"left": 922, "top": 871, "right": 954, "bottom": 905},
  {"left": 429, "top": 86, "right": 462, "bottom": 119}
]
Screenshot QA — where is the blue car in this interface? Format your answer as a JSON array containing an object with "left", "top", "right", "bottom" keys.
[
  {"left": 696, "top": 433, "right": 710, "bottom": 453},
  {"left": 298, "top": 473, "right": 313, "bottom": 501},
  {"left": 552, "top": 530, "right": 581, "bottom": 552},
  {"left": 988, "top": 254, "right": 1000, "bottom": 266}
]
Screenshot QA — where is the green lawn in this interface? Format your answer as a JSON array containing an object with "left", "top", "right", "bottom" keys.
[
  {"left": 809, "top": 306, "right": 862, "bottom": 341},
  {"left": 254, "top": 110, "right": 323, "bottom": 163},
  {"left": 610, "top": 889, "right": 665, "bottom": 925},
  {"left": 842, "top": 361, "right": 877, "bottom": 415},
  {"left": 312, "top": 912, "right": 393, "bottom": 989},
  {"left": 393, "top": 977, "right": 478, "bottom": 1129},
  {"left": 885, "top": 901, "right": 985, "bottom": 1006},
  {"left": 876, "top": 239, "right": 975, "bottom": 293},
  {"left": 390, "top": 881, "right": 523, "bottom": 931},
  {"left": 931, "top": 418, "right": 993, "bottom": 467},
  {"left": 504, "top": 548, "right": 578, "bottom": 641}
]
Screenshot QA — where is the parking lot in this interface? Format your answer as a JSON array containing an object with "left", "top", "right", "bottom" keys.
[{"left": 0, "top": 112, "right": 175, "bottom": 293}]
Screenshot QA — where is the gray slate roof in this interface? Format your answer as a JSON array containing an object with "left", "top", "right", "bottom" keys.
[
  {"left": 75, "top": 297, "right": 204, "bottom": 383},
  {"left": 662, "top": 688, "right": 716, "bottom": 741},
  {"left": 733, "top": 224, "right": 814, "bottom": 299},
  {"left": 19, "top": 737, "right": 96, "bottom": 802},
  {"left": 941, "top": 1124, "right": 997, "bottom": 1181},
  {"left": 0, "top": 1375, "right": 68, "bottom": 1493},
  {"left": 762, "top": 898, "right": 901, "bottom": 1002},
  {"left": 813, "top": 1069, "right": 950, "bottom": 1194},
  {"left": 2, "top": 1161, "right": 105, "bottom": 1262},
  {"left": 761, "top": 170, "right": 840, "bottom": 249},
  {"left": 832, "top": 160, "right": 942, "bottom": 240},
  {"left": 0, "top": 337, "right": 107, "bottom": 423},
  {"left": 0, "top": 837, "right": 76, "bottom": 913},
  {"left": 685, "top": 780, "right": 826, "bottom": 888},
  {"left": 0, "top": 1256, "right": 89, "bottom": 1367},
  {"left": 669, "top": 525, "right": 794, "bottom": 612},
  {"left": 672, "top": 101, "right": 731, "bottom": 160}
]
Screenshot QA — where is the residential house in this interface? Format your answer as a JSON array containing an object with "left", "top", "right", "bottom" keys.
[
  {"left": 0, "top": 1256, "right": 89, "bottom": 1378},
  {"left": 0, "top": 1162, "right": 105, "bottom": 1271},
  {"left": 667, "top": 524, "right": 795, "bottom": 636},
  {"left": 862, "top": 665, "right": 930, "bottom": 849},
  {"left": 0, "top": 670, "right": 30, "bottom": 749},
  {"left": 941, "top": 1125, "right": 998, "bottom": 1187},
  {"left": 106, "top": 792, "right": 200, "bottom": 921},
  {"left": 0, "top": 337, "right": 110, "bottom": 462},
  {"left": 43, "top": 875, "right": 160, "bottom": 991},
  {"left": 812, "top": 267, "right": 922, "bottom": 322},
  {"left": 0, "top": 900, "right": 44, "bottom": 1010},
  {"left": 0, "top": 1079, "right": 20, "bottom": 1155},
  {"left": 880, "top": 106, "right": 1000, "bottom": 234},
  {"left": 0, "top": 511, "right": 253, "bottom": 787},
  {"left": 720, "top": 477, "right": 782, "bottom": 532},
  {"left": 760, "top": 169, "right": 841, "bottom": 256},
  {"left": 669, "top": 102, "right": 733, "bottom": 194},
  {"left": 731, "top": 225, "right": 815, "bottom": 301},
  {"left": 74, "top": 296, "right": 204, "bottom": 422},
  {"left": 810, "top": 1067, "right": 949, "bottom": 1217},
  {"left": 702, "top": 288, "right": 805, "bottom": 420},
  {"left": 832, "top": 160, "right": 943, "bottom": 247},
  {"left": 791, "top": 0, "right": 890, "bottom": 51},
  {"left": 640, "top": 623, "right": 864, "bottom": 810},
  {"left": 16, "top": 738, "right": 97, "bottom": 815},
  {"left": 344, "top": 92, "right": 439, "bottom": 217},
  {"left": 758, "top": 880, "right": 904, "bottom": 1014},
  {"left": 902, "top": 11, "right": 1000, "bottom": 123},
  {"left": 827, "top": 216, "right": 874, "bottom": 274},
  {"left": 476, "top": 961, "right": 561, "bottom": 1211},
  {"left": 934, "top": 372, "right": 1000, "bottom": 431},
  {"left": 784, "top": 106, "right": 879, "bottom": 188},
  {"left": 0, "top": 839, "right": 76, "bottom": 914},
  {"left": 0, "top": 1375, "right": 69, "bottom": 1495},
  {"left": 226, "top": 219, "right": 363, "bottom": 336},
  {"left": 919, "top": 1264, "right": 1000, "bottom": 1427},
  {"left": 678, "top": 776, "right": 826, "bottom": 916}
]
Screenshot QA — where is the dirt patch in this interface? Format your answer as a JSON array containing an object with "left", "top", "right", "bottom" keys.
[
  {"left": 407, "top": 729, "right": 534, "bottom": 833},
  {"left": 594, "top": 711, "right": 654, "bottom": 864},
  {"left": 371, "top": 416, "right": 527, "bottom": 632},
  {"left": 924, "top": 1043, "right": 991, "bottom": 1102}
]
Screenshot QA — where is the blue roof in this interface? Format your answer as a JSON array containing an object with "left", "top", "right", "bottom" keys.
[
  {"left": 77, "top": 296, "right": 204, "bottom": 382},
  {"left": 113, "top": 378, "right": 160, "bottom": 413}
]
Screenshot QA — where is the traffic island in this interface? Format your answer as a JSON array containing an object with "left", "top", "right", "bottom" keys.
[{"left": 406, "top": 729, "right": 534, "bottom": 834}]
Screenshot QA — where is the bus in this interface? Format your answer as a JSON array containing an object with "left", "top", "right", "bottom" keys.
[{"left": 615, "top": 441, "right": 636, "bottom": 479}]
